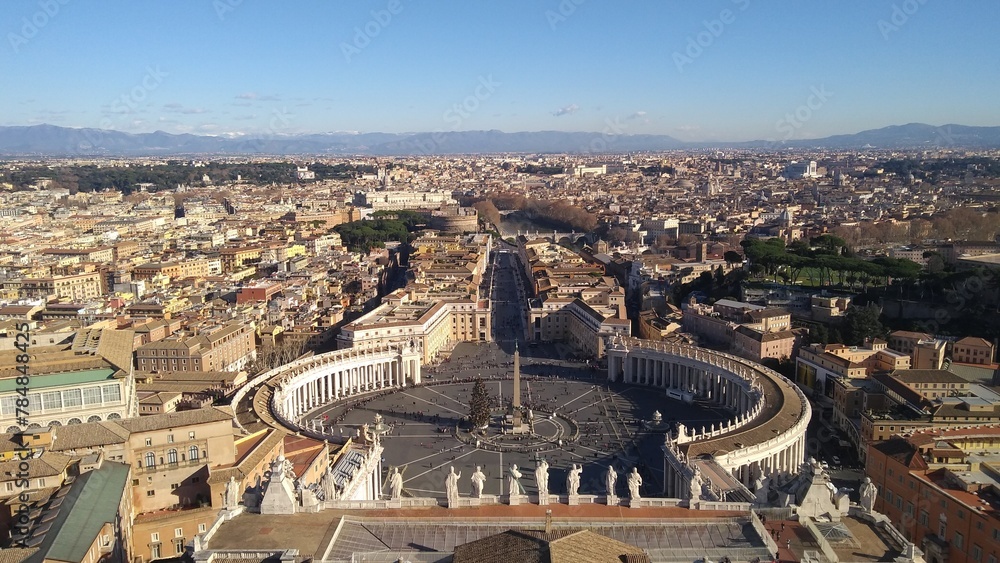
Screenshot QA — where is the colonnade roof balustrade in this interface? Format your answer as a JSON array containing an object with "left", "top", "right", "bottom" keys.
[
  {"left": 615, "top": 338, "right": 809, "bottom": 459},
  {"left": 236, "top": 345, "right": 415, "bottom": 434}
]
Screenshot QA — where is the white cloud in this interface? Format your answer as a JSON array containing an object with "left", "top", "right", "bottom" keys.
[{"left": 551, "top": 104, "right": 580, "bottom": 117}]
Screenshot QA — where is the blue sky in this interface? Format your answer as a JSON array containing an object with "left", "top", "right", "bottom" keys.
[{"left": 2, "top": 0, "right": 998, "bottom": 141}]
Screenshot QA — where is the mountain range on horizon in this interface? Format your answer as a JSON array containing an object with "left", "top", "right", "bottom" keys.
[{"left": 1, "top": 123, "right": 999, "bottom": 157}]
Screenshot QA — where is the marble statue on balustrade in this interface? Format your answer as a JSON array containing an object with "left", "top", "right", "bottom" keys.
[
  {"left": 688, "top": 467, "right": 704, "bottom": 502},
  {"left": 389, "top": 467, "right": 404, "bottom": 500},
  {"left": 628, "top": 468, "right": 642, "bottom": 501},
  {"left": 223, "top": 475, "right": 240, "bottom": 509},
  {"left": 860, "top": 477, "right": 877, "bottom": 513},
  {"left": 445, "top": 466, "right": 462, "bottom": 504},
  {"left": 535, "top": 459, "right": 549, "bottom": 498},
  {"left": 676, "top": 422, "right": 688, "bottom": 443},
  {"left": 567, "top": 464, "right": 582, "bottom": 497},
  {"left": 507, "top": 464, "right": 524, "bottom": 496},
  {"left": 605, "top": 465, "right": 618, "bottom": 501},
  {"left": 321, "top": 466, "right": 337, "bottom": 501},
  {"left": 754, "top": 474, "right": 771, "bottom": 504},
  {"left": 471, "top": 466, "right": 487, "bottom": 498}
]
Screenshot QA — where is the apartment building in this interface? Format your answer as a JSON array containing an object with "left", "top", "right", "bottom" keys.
[
  {"left": 868, "top": 427, "right": 1000, "bottom": 563},
  {"left": 732, "top": 325, "right": 802, "bottom": 361},
  {"left": 11, "top": 271, "right": 104, "bottom": 301},
  {"left": 795, "top": 340, "right": 910, "bottom": 396},
  {"left": 133, "top": 259, "right": 211, "bottom": 281},
  {"left": 135, "top": 322, "right": 255, "bottom": 373},
  {"left": 953, "top": 336, "right": 996, "bottom": 366}
]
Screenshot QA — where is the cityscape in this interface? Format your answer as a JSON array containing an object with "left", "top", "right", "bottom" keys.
[{"left": 2, "top": 2, "right": 1000, "bottom": 563}]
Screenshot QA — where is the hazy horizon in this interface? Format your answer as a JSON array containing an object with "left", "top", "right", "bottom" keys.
[{"left": 4, "top": 0, "right": 999, "bottom": 142}]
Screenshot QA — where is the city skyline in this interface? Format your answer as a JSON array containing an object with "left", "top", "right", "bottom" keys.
[{"left": 3, "top": 0, "right": 1000, "bottom": 142}]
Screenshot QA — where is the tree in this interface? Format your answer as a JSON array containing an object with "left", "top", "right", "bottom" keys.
[
  {"left": 468, "top": 378, "right": 491, "bottom": 429},
  {"left": 843, "top": 304, "right": 884, "bottom": 346},
  {"left": 723, "top": 250, "right": 742, "bottom": 266}
]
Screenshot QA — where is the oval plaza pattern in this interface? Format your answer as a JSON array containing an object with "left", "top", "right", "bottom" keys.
[{"left": 253, "top": 332, "right": 810, "bottom": 506}]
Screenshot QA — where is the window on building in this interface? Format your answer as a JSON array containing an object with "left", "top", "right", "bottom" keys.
[
  {"left": 955, "top": 532, "right": 964, "bottom": 550},
  {"left": 167, "top": 434, "right": 174, "bottom": 443},
  {"left": 189, "top": 445, "right": 199, "bottom": 461},
  {"left": 167, "top": 449, "right": 178, "bottom": 464},
  {"left": 147, "top": 490, "right": 155, "bottom": 496},
  {"left": 145, "top": 438, "right": 152, "bottom": 447},
  {"left": 151, "top": 532, "right": 160, "bottom": 542},
  {"left": 174, "top": 539, "right": 185, "bottom": 555},
  {"left": 198, "top": 523, "right": 207, "bottom": 533},
  {"left": 189, "top": 431, "right": 195, "bottom": 439},
  {"left": 174, "top": 527, "right": 183, "bottom": 537},
  {"left": 972, "top": 544, "right": 982, "bottom": 561}
]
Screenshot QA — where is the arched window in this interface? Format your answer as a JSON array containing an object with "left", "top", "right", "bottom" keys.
[
  {"left": 167, "top": 449, "right": 178, "bottom": 465},
  {"left": 145, "top": 452, "right": 155, "bottom": 468},
  {"left": 189, "top": 446, "right": 199, "bottom": 461}
]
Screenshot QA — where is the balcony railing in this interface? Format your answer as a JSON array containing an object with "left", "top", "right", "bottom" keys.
[{"left": 139, "top": 457, "right": 206, "bottom": 473}]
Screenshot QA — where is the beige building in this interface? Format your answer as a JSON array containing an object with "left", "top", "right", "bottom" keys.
[
  {"left": 136, "top": 322, "right": 256, "bottom": 373},
  {"left": 912, "top": 338, "right": 947, "bottom": 370},
  {"left": 887, "top": 330, "right": 932, "bottom": 355},
  {"left": 952, "top": 336, "right": 995, "bottom": 365},
  {"left": 732, "top": 326, "right": 801, "bottom": 362},
  {"left": 338, "top": 291, "right": 491, "bottom": 364},
  {"left": 133, "top": 259, "right": 211, "bottom": 281},
  {"left": 10, "top": 271, "right": 104, "bottom": 302}
]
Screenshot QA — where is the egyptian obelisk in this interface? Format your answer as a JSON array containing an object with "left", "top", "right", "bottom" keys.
[
  {"left": 513, "top": 341, "right": 521, "bottom": 409},
  {"left": 509, "top": 341, "right": 525, "bottom": 432}
]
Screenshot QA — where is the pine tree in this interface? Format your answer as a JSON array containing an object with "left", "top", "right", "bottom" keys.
[{"left": 469, "top": 377, "right": 491, "bottom": 429}]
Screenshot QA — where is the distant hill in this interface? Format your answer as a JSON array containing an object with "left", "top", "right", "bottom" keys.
[
  {"left": 1, "top": 123, "right": 998, "bottom": 156},
  {"left": 725, "top": 123, "right": 1000, "bottom": 150}
]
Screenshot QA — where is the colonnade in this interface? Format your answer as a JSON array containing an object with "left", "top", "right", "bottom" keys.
[
  {"left": 269, "top": 346, "right": 421, "bottom": 424},
  {"left": 607, "top": 337, "right": 811, "bottom": 500},
  {"left": 611, "top": 350, "right": 758, "bottom": 413}
]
